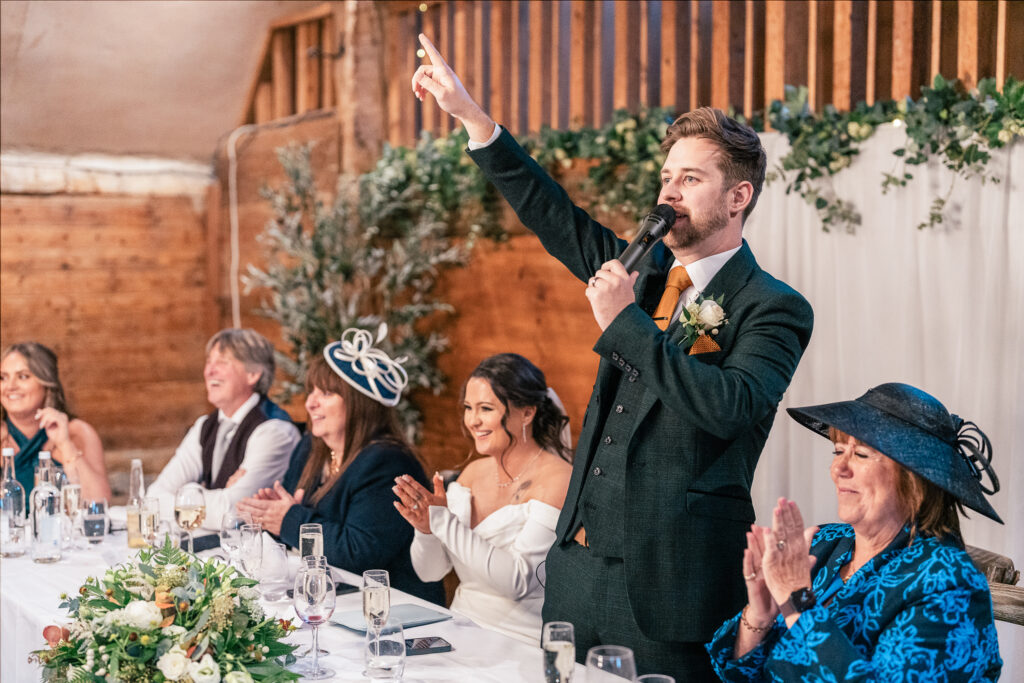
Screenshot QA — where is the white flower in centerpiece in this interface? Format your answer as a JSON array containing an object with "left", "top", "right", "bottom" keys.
[
  {"left": 224, "top": 672, "right": 254, "bottom": 683},
  {"left": 697, "top": 299, "right": 725, "bottom": 328},
  {"left": 162, "top": 624, "right": 188, "bottom": 642},
  {"left": 122, "top": 600, "right": 163, "bottom": 630},
  {"left": 189, "top": 653, "right": 222, "bottom": 683},
  {"left": 156, "top": 645, "right": 190, "bottom": 681}
]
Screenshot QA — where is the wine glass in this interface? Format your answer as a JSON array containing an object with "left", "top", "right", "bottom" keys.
[
  {"left": 173, "top": 483, "right": 206, "bottom": 554},
  {"left": 60, "top": 482, "right": 82, "bottom": 549},
  {"left": 239, "top": 522, "right": 263, "bottom": 584},
  {"left": 293, "top": 559, "right": 336, "bottom": 680},
  {"left": 585, "top": 645, "right": 636, "bottom": 681},
  {"left": 219, "top": 508, "right": 249, "bottom": 566},
  {"left": 295, "top": 556, "right": 331, "bottom": 658},
  {"left": 636, "top": 676, "right": 676, "bottom": 683},
  {"left": 542, "top": 621, "right": 576, "bottom": 682},
  {"left": 362, "top": 569, "right": 391, "bottom": 638},
  {"left": 141, "top": 497, "right": 161, "bottom": 546}
]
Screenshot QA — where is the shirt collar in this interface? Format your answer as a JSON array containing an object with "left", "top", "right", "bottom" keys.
[
  {"left": 219, "top": 392, "right": 259, "bottom": 424},
  {"left": 672, "top": 245, "right": 741, "bottom": 294}
]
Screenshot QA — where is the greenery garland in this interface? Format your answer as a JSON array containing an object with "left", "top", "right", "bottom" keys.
[{"left": 247, "top": 75, "right": 1020, "bottom": 441}]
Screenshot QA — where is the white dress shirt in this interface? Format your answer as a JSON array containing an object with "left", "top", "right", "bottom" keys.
[{"left": 148, "top": 392, "right": 300, "bottom": 531}]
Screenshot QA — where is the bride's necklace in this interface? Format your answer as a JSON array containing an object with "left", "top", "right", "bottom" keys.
[
  {"left": 495, "top": 446, "right": 543, "bottom": 488},
  {"left": 328, "top": 450, "right": 343, "bottom": 477}
]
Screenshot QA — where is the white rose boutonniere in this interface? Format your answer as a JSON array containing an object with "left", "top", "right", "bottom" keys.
[{"left": 679, "top": 293, "right": 728, "bottom": 355}]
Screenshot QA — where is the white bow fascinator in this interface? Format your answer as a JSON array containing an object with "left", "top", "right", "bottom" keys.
[{"left": 323, "top": 324, "right": 409, "bottom": 407}]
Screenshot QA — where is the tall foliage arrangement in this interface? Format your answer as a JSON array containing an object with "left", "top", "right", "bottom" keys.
[{"left": 245, "top": 138, "right": 501, "bottom": 441}]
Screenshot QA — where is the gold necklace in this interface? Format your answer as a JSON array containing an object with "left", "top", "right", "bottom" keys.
[
  {"left": 329, "top": 450, "right": 343, "bottom": 477},
  {"left": 495, "top": 446, "right": 543, "bottom": 488}
]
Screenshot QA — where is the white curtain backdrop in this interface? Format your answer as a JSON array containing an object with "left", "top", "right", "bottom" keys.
[{"left": 745, "top": 124, "right": 1023, "bottom": 676}]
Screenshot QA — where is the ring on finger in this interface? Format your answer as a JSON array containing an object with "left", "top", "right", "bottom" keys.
[
  {"left": 776, "top": 540, "right": 787, "bottom": 550},
  {"left": 744, "top": 571, "right": 758, "bottom": 581},
  {"left": 412, "top": 504, "right": 419, "bottom": 511}
]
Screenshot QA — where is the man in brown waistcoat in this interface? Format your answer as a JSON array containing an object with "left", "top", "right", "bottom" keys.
[{"left": 148, "top": 328, "right": 300, "bottom": 531}]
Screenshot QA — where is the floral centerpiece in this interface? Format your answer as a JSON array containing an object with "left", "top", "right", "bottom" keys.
[{"left": 31, "top": 539, "right": 298, "bottom": 682}]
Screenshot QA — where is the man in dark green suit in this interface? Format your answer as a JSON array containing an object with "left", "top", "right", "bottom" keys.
[{"left": 413, "top": 35, "right": 813, "bottom": 679}]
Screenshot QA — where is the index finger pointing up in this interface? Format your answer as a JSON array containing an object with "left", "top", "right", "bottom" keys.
[{"left": 418, "top": 33, "right": 450, "bottom": 68}]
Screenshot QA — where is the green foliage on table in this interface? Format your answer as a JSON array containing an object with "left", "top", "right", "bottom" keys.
[{"left": 31, "top": 538, "right": 297, "bottom": 682}]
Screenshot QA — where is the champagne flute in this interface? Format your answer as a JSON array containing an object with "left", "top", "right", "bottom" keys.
[
  {"left": 585, "top": 645, "right": 636, "bottom": 681},
  {"left": 239, "top": 523, "right": 263, "bottom": 584},
  {"left": 362, "top": 569, "right": 391, "bottom": 638},
  {"left": 60, "top": 483, "right": 82, "bottom": 549},
  {"left": 141, "top": 497, "right": 160, "bottom": 546},
  {"left": 293, "top": 559, "right": 336, "bottom": 680},
  {"left": 173, "top": 483, "right": 206, "bottom": 554},
  {"left": 542, "top": 621, "right": 576, "bottom": 682},
  {"left": 298, "top": 522, "right": 323, "bottom": 559},
  {"left": 219, "top": 508, "right": 248, "bottom": 566}
]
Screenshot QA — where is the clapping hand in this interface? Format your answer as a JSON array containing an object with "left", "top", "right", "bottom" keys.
[
  {"left": 236, "top": 481, "right": 304, "bottom": 536},
  {"left": 761, "top": 498, "right": 818, "bottom": 619},
  {"left": 393, "top": 472, "right": 446, "bottom": 535}
]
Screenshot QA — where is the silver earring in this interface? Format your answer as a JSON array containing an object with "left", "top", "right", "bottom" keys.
[{"left": 522, "top": 423, "right": 527, "bottom": 443}]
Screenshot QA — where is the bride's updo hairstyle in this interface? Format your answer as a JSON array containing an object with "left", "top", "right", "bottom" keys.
[{"left": 462, "top": 353, "right": 572, "bottom": 462}]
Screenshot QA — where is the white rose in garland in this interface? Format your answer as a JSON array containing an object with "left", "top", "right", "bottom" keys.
[{"left": 156, "top": 645, "right": 190, "bottom": 681}]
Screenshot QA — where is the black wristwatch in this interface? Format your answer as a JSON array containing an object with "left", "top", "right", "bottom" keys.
[{"left": 785, "top": 587, "right": 816, "bottom": 616}]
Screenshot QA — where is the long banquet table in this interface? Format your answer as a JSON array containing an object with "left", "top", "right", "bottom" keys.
[{"left": 1, "top": 530, "right": 584, "bottom": 682}]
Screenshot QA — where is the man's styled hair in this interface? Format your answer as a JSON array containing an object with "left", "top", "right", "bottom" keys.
[
  {"left": 205, "top": 328, "right": 276, "bottom": 395},
  {"left": 661, "top": 107, "right": 767, "bottom": 222}
]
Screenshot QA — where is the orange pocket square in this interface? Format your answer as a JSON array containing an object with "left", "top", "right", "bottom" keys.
[{"left": 688, "top": 335, "right": 721, "bottom": 355}]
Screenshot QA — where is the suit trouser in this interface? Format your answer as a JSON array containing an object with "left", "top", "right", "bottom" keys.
[{"left": 542, "top": 541, "right": 719, "bottom": 682}]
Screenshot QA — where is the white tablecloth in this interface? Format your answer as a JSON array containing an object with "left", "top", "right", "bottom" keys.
[{"left": 1, "top": 531, "right": 584, "bottom": 682}]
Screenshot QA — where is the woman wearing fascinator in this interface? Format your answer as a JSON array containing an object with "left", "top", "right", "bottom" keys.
[
  {"left": 237, "top": 326, "right": 445, "bottom": 604},
  {"left": 707, "top": 382, "right": 1003, "bottom": 682},
  {"left": 392, "top": 353, "right": 573, "bottom": 644}
]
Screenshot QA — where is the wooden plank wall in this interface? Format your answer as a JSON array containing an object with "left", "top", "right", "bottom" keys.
[
  {"left": 371, "top": 0, "right": 1023, "bottom": 145},
  {"left": 0, "top": 193, "right": 212, "bottom": 483}
]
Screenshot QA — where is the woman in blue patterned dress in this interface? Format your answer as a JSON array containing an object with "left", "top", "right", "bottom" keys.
[{"left": 707, "top": 382, "right": 1003, "bottom": 682}]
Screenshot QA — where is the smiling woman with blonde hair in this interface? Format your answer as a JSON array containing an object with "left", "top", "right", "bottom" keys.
[{"left": 1, "top": 342, "right": 110, "bottom": 503}]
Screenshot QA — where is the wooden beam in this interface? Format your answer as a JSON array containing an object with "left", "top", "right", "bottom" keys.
[
  {"left": 422, "top": 4, "right": 441, "bottom": 134},
  {"left": 930, "top": 0, "right": 942, "bottom": 82},
  {"left": 238, "top": 31, "right": 273, "bottom": 125},
  {"left": 528, "top": 0, "right": 551, "bottom": 132},
  {"left": 892, "top": 0, "right": 915, "bottom": 100},
  {"left": 807, "top": 0, "right": 817, "bottom": 111},
  {"left": 957, "top": 0, "right": 978, "bottom": 88},
  {"left": 254, "top": 82, "right": 273, "bottom": 124},
  {"left": 744, "top": 0, "right": 755, "bottom": 118},
  {"left": 689, "top": 0, "right": 700, "bottom": 111},
  {"left": 865, "top": 0, "right": 877, "bottom": 104},
  {"left": 711, "top": 0, "right": 732, "bottom": 110},
  {"left": 764, "top": 1, "right": 786, "bottom": 117},
  {"left": 271, "top": 29, "right": 295, "bottom": 119},
  {"left": 321, "top": 17, "right": 336, "bottom": 109},
  {"left": 614, "top": 0, "right": 641, "bottom": 111},
  {"left": 832, "top": 1, "right": 852, "bottom": 111},
  {"left": 569, "top": 0, "right": 595, "bottom": 127},
  {"left": 551, "top": 0, "right": 562, "bottom": 126},
  {"left": 270, "top": 2, "right": 333, "bottom": 30},
  {"left": 995, "top": 0, "right": 1006, "bottom": 86}
]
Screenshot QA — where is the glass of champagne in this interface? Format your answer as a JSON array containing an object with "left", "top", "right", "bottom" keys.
[
  {"left": 585, "top": 645, "right": 636, "bottom": 681},
  {"left": 239, "top": 522, "right": 263, "bottom": 583},
  {"left": 292, "top": 559, "right": 336, "bottom": 680},
  {"left": 173, "top": 483, "right": 206, "bottom": 554},
  {"left": 82, "top": 498, "right": 107, "bottom": 544},
  {"left": 298, "top": 522, "right": 323, "bottom": 559},
  {"left": 60, "top": 483, "right": 82, "bottom": 548},
  {"left": 543, "top": 621, "right": 576, "bottom": 682},
  {"left": 141, "top": 497, "right": 160, "bottom": 546},
  {"left": 362, "top": 569, "right": 391, "bottom": 638}
]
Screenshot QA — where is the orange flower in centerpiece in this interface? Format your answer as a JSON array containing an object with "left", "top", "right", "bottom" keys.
[{"left": 42, "top": 625, "right": 70, "bottom": 647}]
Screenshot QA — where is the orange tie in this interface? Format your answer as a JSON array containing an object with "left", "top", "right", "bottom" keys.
[{"left": 652, "top": 266, "right": 692, "bottom": 330}]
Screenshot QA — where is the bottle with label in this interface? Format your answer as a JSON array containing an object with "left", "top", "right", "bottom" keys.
[
  {"left": 126, "top": 458, "right": 147, "bottom": 548},
  {"left": 31, "top": 463, "right": 62, "bottom": 563},
  {"left": 1, "top": 447, "right": 27, "bottom": 557}
]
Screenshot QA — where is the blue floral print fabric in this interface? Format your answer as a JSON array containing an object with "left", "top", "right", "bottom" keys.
[{"left": 706, "top": 524, "right": 1002, "bottom": 682}]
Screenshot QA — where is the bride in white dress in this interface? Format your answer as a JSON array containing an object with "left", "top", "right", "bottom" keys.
[{"left": 393, "top": 353, "right": 573, "bottom": 644}]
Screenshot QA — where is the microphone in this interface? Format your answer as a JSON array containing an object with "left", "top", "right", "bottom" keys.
[{"left": 617, "top": 204, "right": 677, "bottom": 273}]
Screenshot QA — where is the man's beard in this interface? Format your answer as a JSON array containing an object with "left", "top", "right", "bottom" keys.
[{"left": 664, "top": 199, "right": 730, "bottom": 250}]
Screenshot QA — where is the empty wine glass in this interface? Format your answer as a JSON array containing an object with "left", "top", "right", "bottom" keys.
[
  {"left": 585, "top": 645, "right": 636, "bottom": 681},
  {"left": 293, "top": 559, "right": 336, "bottom": 680},
  {"left": 219, "top": 508, "right": 248, "bottom": 566},
  {"left": 173, "top": 483, "right": 206, "bottom": 554},
  {"left": 295, "top": 556, "right": 331, "bottom": 658},
  {"left": 239, "top": 522, "right": 263, "bottom": 583},
  {"left": 542, "top": 621, "right": 576, "bottom": 682},
  {"left": 362, "top": 569, "right": 391, "bottom": 638}
]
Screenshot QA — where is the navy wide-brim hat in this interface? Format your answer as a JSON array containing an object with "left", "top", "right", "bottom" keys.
[{"left": 787, "top": 382, "right": 1002, "bottom": 524}]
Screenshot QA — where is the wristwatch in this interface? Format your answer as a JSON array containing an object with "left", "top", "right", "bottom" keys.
[{"left": 783, "top": 587, "right": 816, "bottom": 618}]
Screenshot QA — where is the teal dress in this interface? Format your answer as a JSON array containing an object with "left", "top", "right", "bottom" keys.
[
  {"left": 4, "top": 417, "right": 49, "bottom": 511},
  {"left": 707, "top": 523, "right": 1002, "bottom": 682}
]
